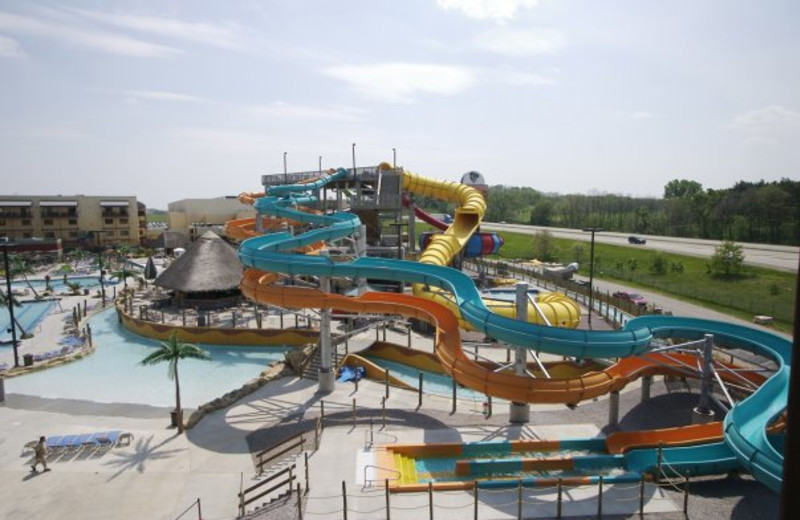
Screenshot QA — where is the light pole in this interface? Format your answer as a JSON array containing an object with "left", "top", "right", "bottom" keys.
[
  {"left": 351, "top": 143, "right": 356, "bottom": 173},
  {"left": 2, "top": 242, "right": 20, "bottom": 367},
  {"left": 582, "top": 228, "right": 603, "bottom": 329},
  {"left": 392, "top": 147, "right": 396, "bottom": 169},
  {"left": 283, "top": 152, "right": 288, "bottom": 185}
]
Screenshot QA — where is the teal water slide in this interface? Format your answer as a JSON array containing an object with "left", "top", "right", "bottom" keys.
[{"left": 238, "top": 167, "right": 790, "bottom": 492}]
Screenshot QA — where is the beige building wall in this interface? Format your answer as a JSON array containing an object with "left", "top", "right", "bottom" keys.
[
  {"left": 168, "top": 196, "right": 255, "bottom": 241},
  {"left": 0, "top": 195, "right": 145, "bottom": 249}
]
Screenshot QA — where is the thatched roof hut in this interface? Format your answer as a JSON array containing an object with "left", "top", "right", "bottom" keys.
[{"left": 155, "top": 231, "right": 243, "bottom": 307}]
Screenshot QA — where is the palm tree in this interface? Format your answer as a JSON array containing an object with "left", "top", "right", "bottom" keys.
[
  {"left": 10, "top": 255, "right": 40, "bottom": 299},
  {"left": 0, "top": 289, "right": 29, "bottom": 338},
  {"left": 67, "top": 247, "right": 90, "bottom": 269},
  {"left": 140, "top": 332, "right": 210, "bottom": 434},
  {"left": 112, "top": 267, "right": 137, "bottom": 291}
]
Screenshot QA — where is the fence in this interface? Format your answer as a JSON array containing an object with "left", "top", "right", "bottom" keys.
[{"left": 298, "top": 473, "right": 691, "bottom": 519}]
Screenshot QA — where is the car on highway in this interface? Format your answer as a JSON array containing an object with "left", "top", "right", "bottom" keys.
[
  {"left": 612, "top": 290, "right": 647, "bottom": 306},
  {"left": 628, "top": 236, "right": 646, "bottom": 245}
]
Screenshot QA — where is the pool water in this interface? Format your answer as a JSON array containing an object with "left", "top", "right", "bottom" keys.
[
  {"left": 13, "top": 275, "right": 106, "bottom": 294},
  {"left": 0, "top": 300, "right": 57, "bottom": 343},
  {"left": 7, "top": 308, "right": 290, "bottom": 408},
  {"left": 362, "top": 356, "right": 484, "bottom": 400}
]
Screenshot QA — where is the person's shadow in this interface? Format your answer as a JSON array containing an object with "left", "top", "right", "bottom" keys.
[{"left": 22, "top": 468, "right": 51, "bottom": 481}]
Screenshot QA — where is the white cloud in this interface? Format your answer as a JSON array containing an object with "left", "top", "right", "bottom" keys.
[
  {"left": 730, "top": 105, "right": 800, "bottom": 145},
  {"left": 731, "top": 105, "right": 800, "bottom": 131},
  {"left": 123, "top": 90, "right": 207, "bottom": 103},
  {"left": 64, "top": 8, "right": 249, "bottom": 51},
  {"left": 436, "top": 0, "right": 543, "bottom": 21},
  {"left": 0, "top": 34, "right": 25, "bottom": 57},
  {"left": 324, "top": 63, "right": 477, "bottom": 103},
  {"left": 244, "top": 102, "right": 364, "bottom": 122},
  {"left": 474, "top": 28, "right": 564, "bottom": 55},
  {"left": 632, "top": 111, "right": 654, "bottom": 120},
  {"left": 0, "top": 11, "right": 179, "bottom": 57},
  {"left": 492, "top": 69, "right": 556, "bottom": 86}
]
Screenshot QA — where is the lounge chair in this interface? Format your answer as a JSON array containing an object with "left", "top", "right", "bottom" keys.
[{"left": 92, "top": 430, "right": 134, "bottom": 448}]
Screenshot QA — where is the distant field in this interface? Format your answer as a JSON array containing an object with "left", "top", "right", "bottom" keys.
[
  {"left": 147, "top": 214, "right": 169, "bottom": 223},
  {"left": 494, "top": 230, "right": 797, "bottom": 332}
]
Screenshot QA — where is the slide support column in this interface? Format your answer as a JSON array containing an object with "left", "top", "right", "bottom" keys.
[
  {"left": 510, "top": 283, "right": 531, "bottom": 423},
  {"left": 318, "top": 276, "right": 335, "bottom": 393}
]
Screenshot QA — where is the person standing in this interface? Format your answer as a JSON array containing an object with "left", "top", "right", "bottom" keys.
[{"left": 31, "top": 436, "right": 50, "bottom": 472}]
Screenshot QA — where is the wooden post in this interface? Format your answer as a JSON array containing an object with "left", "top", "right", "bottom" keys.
[
  {"left": 352, "top": 398, "right": 356, "bottom": 428},
  {"left": 557, "top": 478, "right": 563, "bottom": 518},
  {"left": 451, "top": 377, "right": 457, "bottom": 414},
  {"left": 639, "top": 474, "right": 645, "bottom": 516},
  {"left": 238, "top": 472, "right": 244, "bottom": 517},
  {"left": 407, "top": 327, "right": 411, "bottom": 347},
  {"left": 385, "top": 479, "right": 391, "bottom": 520},
  {"left": 656, "top": 443, "right": 663, "bottom": 484},
  {"left": 320, "top": 401, "right": 325, "bottom": 430},
  {"left": 296, "top": 483, "right": 303, "bottom": 520},
  {"left": 597, "top": 475, "right": 603, "bottom": 518},
  {"left": 305, "top": 452, "right": 310, "bottom": 492},
  {"left": 382, "top": 397, "right": 387, "bottom": 429},
  {"left": 280, "top": 310, "right": 284, "bottom": 329},
  {"left": 342, "top": 481, "right": 348, "bottom": 520},
  {"left": 417, "top": 372, "right": 423, "bottom": 410},
  {"left": 517, "top": 480, "right": 523, "bottom": 520},
  {"left": 428, "top": 481, "right": 433, "bottom": 520},
  {"left": 385, "top": 369, "right": 390, "bottom": 399},
  {"left": 683, "top": 477, "right": 690, "bottom": 514},
  {"left": 474, "top": 481, "right": 479, "bottom": 520}
]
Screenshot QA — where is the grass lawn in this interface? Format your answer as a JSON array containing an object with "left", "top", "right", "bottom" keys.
[{"left": 492, "top": 230, "right": 797, "bottom": 333}]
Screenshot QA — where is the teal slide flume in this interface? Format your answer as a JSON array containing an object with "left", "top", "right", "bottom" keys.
[{"left": 237, "top": 167, "right": 790, "bottom": 492}]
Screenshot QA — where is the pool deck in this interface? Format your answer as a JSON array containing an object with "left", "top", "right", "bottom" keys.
[{"left": 0, "top": 266, "right": 783, "bottom": 519}]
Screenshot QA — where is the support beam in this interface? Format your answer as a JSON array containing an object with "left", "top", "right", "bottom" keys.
[
  {"left": 509, "top": 283, "right": 530, "bottom": 423},
  {"left": 318, "top": 277, "right": 334, "bottom": 393}
]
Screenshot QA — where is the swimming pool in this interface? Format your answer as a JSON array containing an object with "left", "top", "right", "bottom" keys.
[
  {"left": 12, "top": 275, "right": 107, "bottom": 294},
  {"left": 0, "top": 300, "right": 56, "bottom": 343},
  {"left": 7, "top": 308, "right": 290, "bottom": 408}
]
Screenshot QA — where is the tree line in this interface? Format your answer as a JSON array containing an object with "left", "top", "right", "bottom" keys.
[{"left": 476, "top": 178, "right": 799, "bottom": 246}]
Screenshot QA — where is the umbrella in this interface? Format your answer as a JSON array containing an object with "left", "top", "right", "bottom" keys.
[{"left": 144, "top": 256, "right": 158, "bottom": 280}]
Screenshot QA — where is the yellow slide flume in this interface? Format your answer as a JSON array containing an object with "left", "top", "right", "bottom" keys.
[{"left": 400, "top": 167, "right": 580, "bottom": 329}]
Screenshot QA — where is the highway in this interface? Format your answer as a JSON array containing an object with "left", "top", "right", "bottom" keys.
[{"left": 481, "top": 223, "right": 799, "bottom": 273}]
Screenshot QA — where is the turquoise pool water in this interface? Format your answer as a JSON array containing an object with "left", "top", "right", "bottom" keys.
[
  {"left": 13, "top": 275, "right": 106, "bottom": 293},
  {"left": 7, "top": 308, "right": 290, "bottom": 408},
  {"left": 0, "top": 300, "right": 57, "bottom": 343},
  {"left": 362, "top": 356, "right": 485, "bottom": 400}
]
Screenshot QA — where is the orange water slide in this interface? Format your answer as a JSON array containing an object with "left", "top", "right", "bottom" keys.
[
  {"left": 240, "top": 270, "right": 762, "bottom": 405},
  {"left": 606, "top": 423, "right": 724, "bottom": 454}
]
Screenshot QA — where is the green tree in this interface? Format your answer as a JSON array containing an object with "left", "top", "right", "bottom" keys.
[
  {"left": 0, "top": 289, "right": 29, "bottom": 338},
  {"left": 112, "top": 267, "right": 138, "bottom": 291},
  {"left": 140, "top": 332, "right": 210, "bottom": 434},
  {"left": 710, "top": 241, "right": 745, "bottom": 277},
  {"left": 649, "top": 253, "right": 668, "bottom": 275},
  {"left": 664, "top": 179, "right": 703, "bottom": 199},
  {"left": 531, "top": 230, "right": 557, "bottom": 262},
  {"left": 10, "top": 256, "right": 40, "bottom": 299}
]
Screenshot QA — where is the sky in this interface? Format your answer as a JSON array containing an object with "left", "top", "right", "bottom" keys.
[{"left": 1, "top": 0, "right": 798, "bottom": 210}]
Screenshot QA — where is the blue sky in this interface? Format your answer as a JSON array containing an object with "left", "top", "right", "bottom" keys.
[{"left": 1, "top": 0, "right": 798, "bottom": 209}]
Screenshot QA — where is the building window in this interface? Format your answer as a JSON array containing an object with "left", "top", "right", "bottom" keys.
[
  {"left": 0, "top": 219, "right": 5, "bottom": 226},
  {"left": 44, "top": 232, "right": 55, "bottom": 238},
  {"left": 104, "top": 218, "right": 113, "bottom": 225},
  {"left": 43, "top": 219, "right": 54, "bottom": 225},
  {"left": 23, "top": 232, "right": 32, "bottom": 238},
  {"left": 106, "top": 231, "right": 115, "bottom": 237},
  {"left": 69, "top": 231, "right": 78, "bottom": 238},
  {"left": 22, "top": 219, "right": 31, "bottom": 226},
  {"left": 120, "top": 218, "right": 128, "bottom": 224},
  {"left": 120, "top": 230, "right": 129, "bottom": 236},
  {"left": 69, "top": 219, "right": 77, "bottom": 225}
]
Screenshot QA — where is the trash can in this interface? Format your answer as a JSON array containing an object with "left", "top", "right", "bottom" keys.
[
  {"left": 170, "top": 410, "right": 183, "bottom": 428},
  {"left": 23, "top": 354, "right": 34, "bottom": 367}
]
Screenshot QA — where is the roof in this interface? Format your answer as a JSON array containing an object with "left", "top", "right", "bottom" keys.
[{"left": 154, "top": 231, "right": 243, "bottom": 293}]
